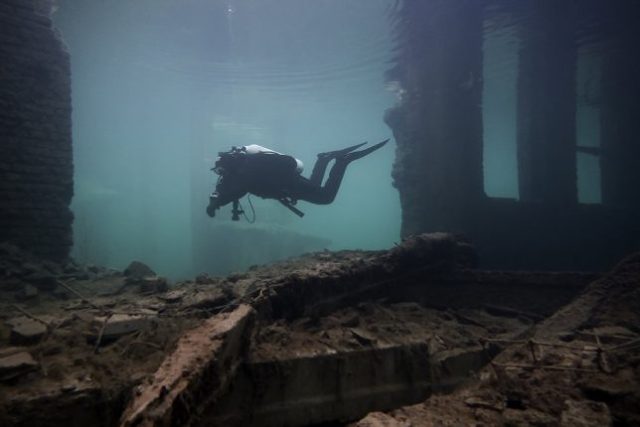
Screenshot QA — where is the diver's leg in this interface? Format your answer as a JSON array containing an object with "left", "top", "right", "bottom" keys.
[
  {"left": 289, "top": 174, "right": 337, "bottom": 205},
  {"left": 293, "top": 139, "right": 389, "bottom": 205},
  {"left": 309, "top": 156, "right": 332, "bottom": 187},
  {"left": 309, "top": 142, "right": 367, "bottom": 186},
  {"left": 296, "top": 158, "right": 354, "bottom": 204}
]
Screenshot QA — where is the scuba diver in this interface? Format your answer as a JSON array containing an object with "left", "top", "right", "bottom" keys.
[{"left": 206, "top": 139, "right": 389, "bottom": 220}]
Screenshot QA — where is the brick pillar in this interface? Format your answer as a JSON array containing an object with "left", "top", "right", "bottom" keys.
[
  {"left": 516, "top": 1, "right": 577, "bottom": 205},
  {"left": 0, "top": 0, "right": 74, "bottom": 261},
  {"left": 386, "top": 0, "right": 485, "bottom": 237},
  {"left": 599, "top": 5, "right": 640, "bottom": 213}
]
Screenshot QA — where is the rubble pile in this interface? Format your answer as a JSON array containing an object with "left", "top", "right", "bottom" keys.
[
  {"left": 0, "top": 249, "right": 235, "bottom": 427},
  {"left": 0, "top": 234, "right": 631, "bottom": 427},
  {"left": 0, "top": 243, "right": 62, "bottom": 295},
  {"left": 353, "top": 253, "right": 640, "bottom": 426}
]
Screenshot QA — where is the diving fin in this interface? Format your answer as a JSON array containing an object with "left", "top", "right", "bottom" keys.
[
  {"left": 318, "top": 142, "right": 368, "bottom": 160},
  {"left": 342, "top": 139, "right": 389, "bottom": 162}
]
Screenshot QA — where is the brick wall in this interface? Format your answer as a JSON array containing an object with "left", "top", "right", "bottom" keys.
[
  {"left": 386, "top": 0, "right": 640, "bottom": 271},
  {"left": 0, "top": 0, "right": 73, "bottom": 261}
]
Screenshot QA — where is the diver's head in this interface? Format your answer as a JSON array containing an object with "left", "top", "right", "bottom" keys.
[{"left": 212, "top": 148, "right": 246, "bottom": 176}]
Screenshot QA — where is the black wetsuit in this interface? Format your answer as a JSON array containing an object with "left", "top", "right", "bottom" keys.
[{"left": 207, "top": 141, "right": 388, "bottom": 217}]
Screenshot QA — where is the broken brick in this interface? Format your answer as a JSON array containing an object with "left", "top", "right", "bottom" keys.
[
  {"left": 8, "top": 318, "right": 47, "bottom": 345},
  {"left": 0, "top": 351, "right": 39, "bottom": 381}
]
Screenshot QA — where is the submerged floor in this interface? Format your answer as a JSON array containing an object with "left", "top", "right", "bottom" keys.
[{"left": 0, "top": 234, "right": 637, "bottom": 426}]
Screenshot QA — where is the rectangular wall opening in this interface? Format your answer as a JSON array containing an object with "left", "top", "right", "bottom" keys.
[
  {"left": 576, "top": 46, "right": 602, "bottom": 204},
  {"left": 482, "top": 26, "right": 519, "bottom": 199}
]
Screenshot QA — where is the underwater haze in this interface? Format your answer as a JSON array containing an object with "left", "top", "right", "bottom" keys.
[{"left": 53, "top": 0, "right": 401, "bottom": 279}]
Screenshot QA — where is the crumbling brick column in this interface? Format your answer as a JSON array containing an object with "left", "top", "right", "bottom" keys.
[
  {"left": 599, "top": 4, "right": 640, "bottom": 214},
  {"left": 385, "top": 0, "right": 485, "bottom": 237},
  {"left": 0, "top": 0, "right": 73, "bottom": 261},
  {"left": 515, "top": 1, "right": 578, "bottom": 205}
]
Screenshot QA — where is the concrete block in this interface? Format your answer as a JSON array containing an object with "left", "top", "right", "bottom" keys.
[
  {"left": 92, "top": 314, "right": 154, "bottom": 340},
  {"left": 8, "top": 317, "right": 47, "bottom": 345},
  {"left": 120, "top": 304, "right": 255, "bottom": 427},
  {"left": 0, "top": 351, "right": 38, "bottom": 381}
]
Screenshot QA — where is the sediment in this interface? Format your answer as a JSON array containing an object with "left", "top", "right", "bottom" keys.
[{"left": 2, "top": 233, "right": 635, "bottom": 427}]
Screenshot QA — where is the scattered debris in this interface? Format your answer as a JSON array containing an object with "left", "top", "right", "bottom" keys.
[
  {"left": 158, "top": 289, "right": 186, "bottom": 303},
  {"left": 8, "top": 317, "right": 47, "bottom": 345},
  {"left": 17, "top": 284, "right": 39, "bottom": 300},
  {"left": 560, "top": 399, "right": 612, "bottom": 426},
  {"left": 353, "top": 412, "right": 408, "bottom": 427},
  {"left": 120, "top": 305, "right": 255, "bottom": 427},
  {"left": 0, "top": 234, "right": 634, "bottom": 427},
  {"left": 139, "top": 276, "right": 168, "bottom": 294},
  {"left": 0, "top": 350, "right": 38, "bottom": 381},
  {"left": 351, "top": 252, "right": 640, "bottom": 427},
  {"left": 123, "top": 261, "right": 156, "bottom": 279},
  {"left": 91, "top": 314, "right": 155, "bottom": 341}
]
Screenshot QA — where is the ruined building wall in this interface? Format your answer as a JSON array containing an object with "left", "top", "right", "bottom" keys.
[
  {"left": 386, "top": 0, "right": 640, "bottom": 270},
  {"left": 599, "top": 7, "right": 640, "bottom": 214},
  {"left": 386, "top": 0, "right": 484, "bottom": 237},
  {"left": 516, "top": 1, "right": 577, "bottom": 205},
  {"left": 0, "top": 0, "right": 73, "bottom": 261}
]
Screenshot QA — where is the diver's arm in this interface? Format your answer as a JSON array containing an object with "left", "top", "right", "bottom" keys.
[
  {"left": 206, "top": 193, "right": 221, "bottom": 217},
  {"left": 206, "top": 189, "right": 247, "bottom": 217}
]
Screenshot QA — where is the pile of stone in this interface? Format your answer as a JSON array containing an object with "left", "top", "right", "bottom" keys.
[
  {"left": 123, "top": 261, "right": 169, "bottom": 294},
  {"left": 352, "top": 252, "right": 640, "bottom": 426},
  {"left": 0, "top": 242, "right": 121, "bottom": 299},
  {"left": 0, "top": 242, "right": 61, "bottom": 294}
]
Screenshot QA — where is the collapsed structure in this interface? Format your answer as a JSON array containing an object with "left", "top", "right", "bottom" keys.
[
  {"left": 386, "top": 0, "right": 640, "bottom": 270},
  {"left": 1, "top": 1, "right": 639, "bottom": 426},
  {"left": 4, "top": 234, "right": 637, "bottom": 427},
  {"left": 2, "top": 1, "right": 639, "bottom": 272},
  {"left": 0, "top": 0, "right": 73, "bottom": 262}
]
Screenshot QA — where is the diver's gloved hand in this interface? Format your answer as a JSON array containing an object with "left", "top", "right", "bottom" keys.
[{"left": 206, "top": 194, "right": 220, "bottom": 217}]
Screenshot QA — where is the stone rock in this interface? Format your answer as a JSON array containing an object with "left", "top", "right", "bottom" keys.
[
  {"left": 502, "top": 408, "right": 557, "bottom": 426},
  {"left": 560, "top": 399, "right": 611, "bottom": 426},
  {"left": 92, "top": 314, "right": 154, "bottom": 341},
  {"left": 185, "top": 288, "right": 229, "bottom": 310},
  {"left": 349, "top": 327, "right": 378, "bottom": 345},
  {"left": 0, "top": 351, "right": 39, "bottom": 381},
  {"left": 427, "top": 335, "right": 447, "bottom": 354},
  {"left": 0, "top": 346, "right": 28, "bottom": 358},
  {"left": 139, "top": 276, "right": 169, "bottom": 294},
  {"left": 339, "top": 312, "right": 360, "bottom": 328},
  {"left": 464, "top": 396, "right": 504, "bottom": 411},
  {"left": 63, "top": 261, "right": 81, "bottom": 274},
  {"left": 26, "top": 273, "right": 58, "bottom": 291},
  {"left": 579, "top": 369, "right": 637, "bottom": 401},
  {"left": 124, "top": 261, "right": 156, "bottom": 279},
  {"left": 159, "top": 289, "right": 186, "bottom": 303},
  {"left": 16, "top": 284, "right": 39, "bottom": 300},
  {"left": 195, "top": 273, "right": 212, "bottom": 284},
  {"left": 73, "top": 311, "right": 95, "bottom": 323},
  {"left": 8, "top": 317, "right": 47, "bottom": 345},
  {"left": 353, "top": 412, "right": 409, "bottom": 427}
]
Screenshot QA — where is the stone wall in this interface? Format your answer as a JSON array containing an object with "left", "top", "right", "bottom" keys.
[
  {"left": 516, "top": 0, "right": 577, "bottom": 205},
  {"left": 0, "top": 0, "right": 73, "bottom": 261},
  {"left": 386, "top": 0, "right": 640, "bottom": 271},
  {"left": 385, "top": 0, "right": 485, "bottom": 237}
]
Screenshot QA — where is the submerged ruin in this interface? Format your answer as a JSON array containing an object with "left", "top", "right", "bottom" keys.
[
  {"left": 1, "top": 0, "right": 640, "bottom": 426},
  {"left": 386, "top": 0, "right": 640, "bottom": 270},
  {"left": 5, "top": 233, "right": 638, "bottom": 427}
]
